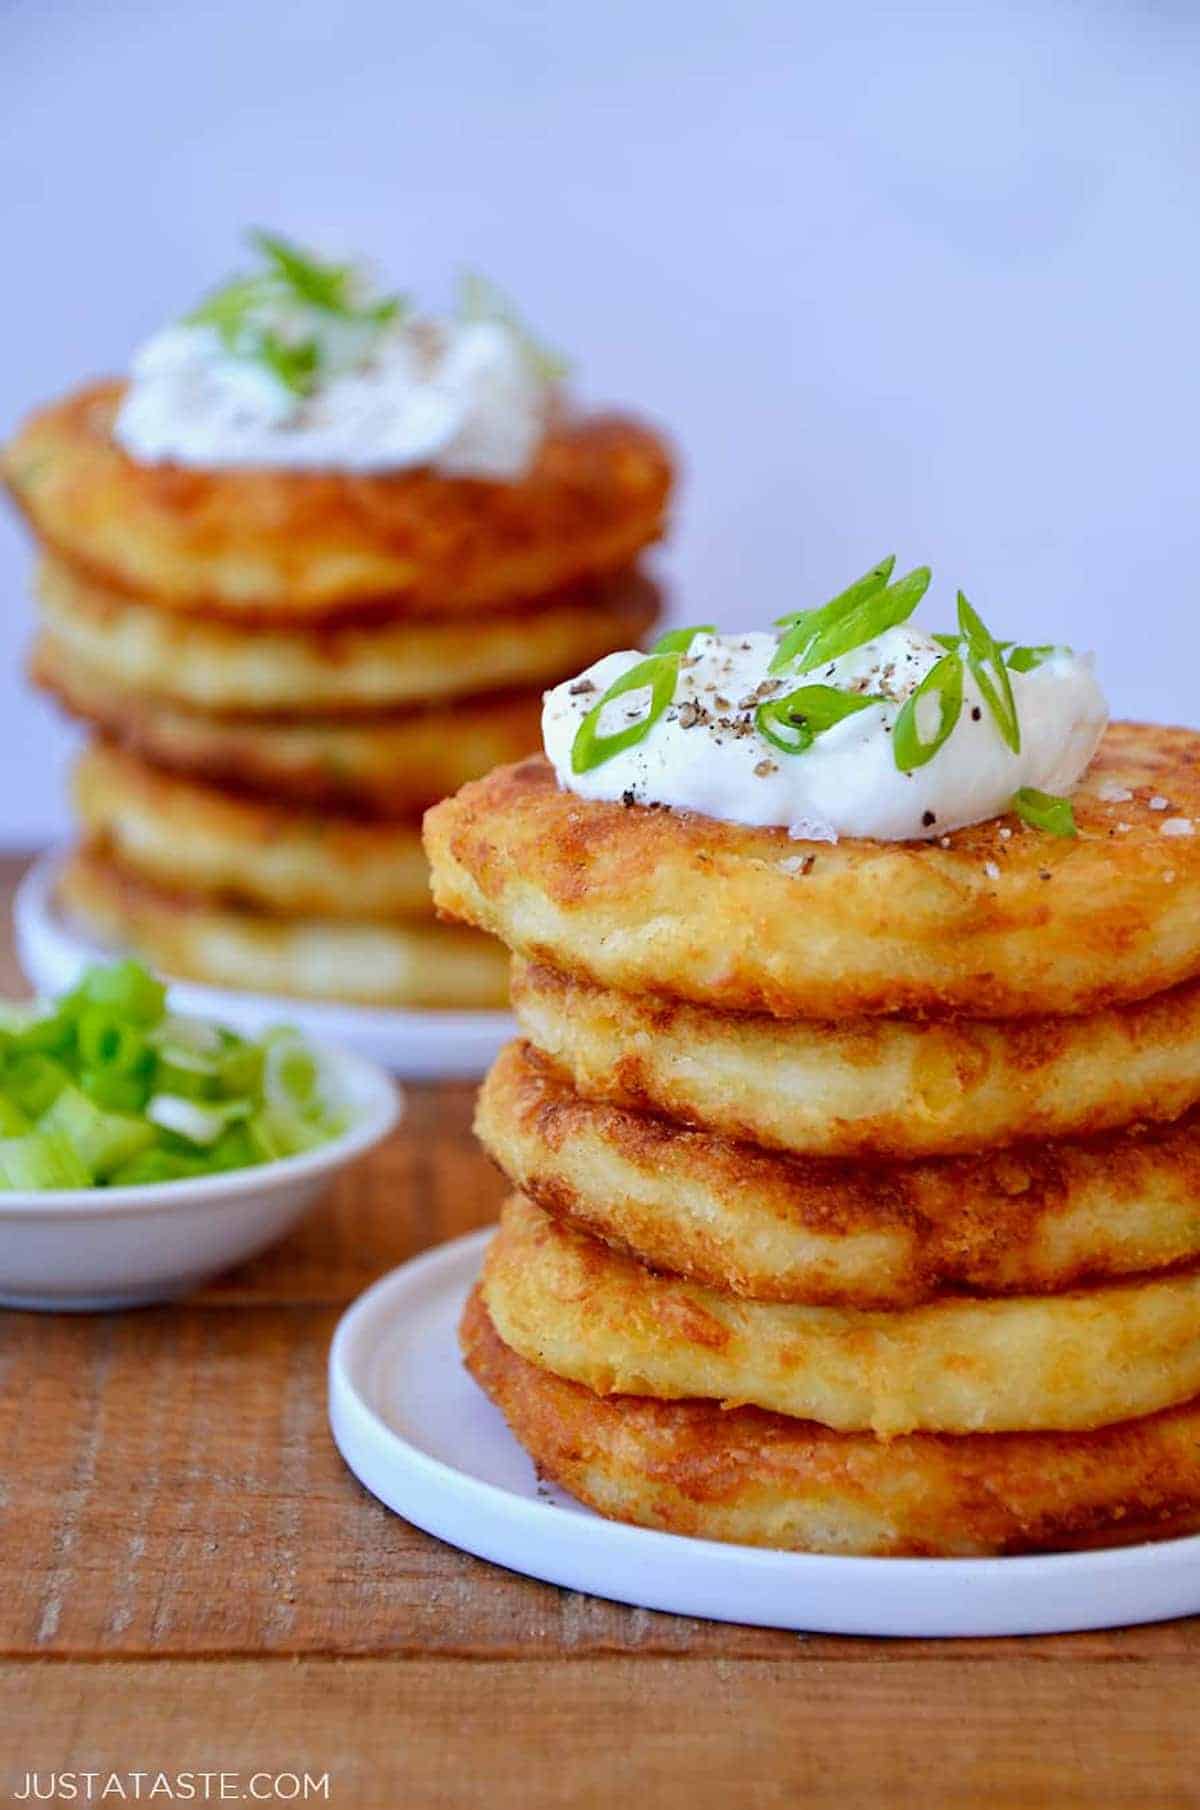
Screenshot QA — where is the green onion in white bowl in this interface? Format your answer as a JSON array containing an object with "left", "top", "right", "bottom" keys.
[
  {"left": 0, "top": 962, "right": 400, "bottom": 1310},
  {"left": 0, "top": 960, "right": 352, "bottom": 1192}
]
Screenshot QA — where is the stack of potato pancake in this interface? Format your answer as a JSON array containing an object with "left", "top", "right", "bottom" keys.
[
  {"left": 425, "top": 724, "right": 1200, "bottom": 1555},
  {"left": 4, "top": 382, "right": 670, "bottom": 1007}
]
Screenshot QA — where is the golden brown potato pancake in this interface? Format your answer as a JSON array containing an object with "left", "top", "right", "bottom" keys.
[
  {"left": 4, "top": 381, "right": 672, "bottom": 623},
  {"left": 462, "top": 1291, "right": 1200, "bottom": 1556},
  {"left": 482, "top": 1195, "right": 1200, "bottom": 1436},
  {"left": 35, "top": 556, "right": 659, "bottom": 716},
  {"left": 60, "top": 846, "right": 508, "bottom": 1008},
  {"left": 74, "top": 741, "right": 432, "bottom": 920},
  {"left": 478, "top": 1041, "right": 1200, "bottom": 1308},
  {"left": 511, "top": 958, "right": 1200, "bottom": 1158},
  {"left": 33, "top": 634, "right": 544, "bottom": 816},
  {"left": 425, "top": 728, "right": 1200, "bottom": 1019}
]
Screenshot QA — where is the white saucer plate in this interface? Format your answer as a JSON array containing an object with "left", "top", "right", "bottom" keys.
[
  {"left": 328, "top": 1230, "right": 1200, "bottom": 1639},
  {"left": 15, "top": 848, "right": 516, "bottom": 1080}
]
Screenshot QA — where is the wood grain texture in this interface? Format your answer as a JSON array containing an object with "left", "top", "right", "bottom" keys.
[
  {"left": 0, "top": 853, "right": 1197, "bottom": 1807},
  {"left": 4, "top": 1660, "right": 1200, "bottom": 1810}
]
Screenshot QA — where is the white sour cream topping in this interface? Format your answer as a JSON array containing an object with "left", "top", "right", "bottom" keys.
[
  {"left": 114, "top": 315, "right": 553, "bottom": 477},
  {"left": 542, "top": 627, "right": 1109, "bottom": 842}
]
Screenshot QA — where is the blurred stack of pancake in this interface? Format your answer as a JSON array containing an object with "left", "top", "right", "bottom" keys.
[
  {"left": 427, "top": 726, "right": 1200, "bottom": 1555},
  {"left": 4, "top": 383, "right": 670, "bottom": 1007}
]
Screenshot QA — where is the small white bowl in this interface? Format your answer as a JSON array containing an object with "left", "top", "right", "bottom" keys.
[{"left": 0, "top": 1045, "right": 401, "bottom": 1312}]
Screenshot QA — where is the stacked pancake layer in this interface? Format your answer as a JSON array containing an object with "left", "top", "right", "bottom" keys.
[
  {"left": 426, "top": 724, "right": 1200, "bottom": 1554},
  {"left": 5, "top": 383, "right": 670, "bottom": 1005}
]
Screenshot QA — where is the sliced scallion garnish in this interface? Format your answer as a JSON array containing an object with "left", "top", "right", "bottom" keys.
[
  {"left": 254, "top": 329, "right": 321, "bottom": 397},
  {"left": 773, "top": 556, "right": 895, "bottom": 632},
  {"left": 250, "top": 228, "right": 403, "bottom": 325},
  {"left": 957, "top": 592, "right": 1020, "bottom": 753},
  {"left": 771, "top": 562, "right": 931, "bottom": 676},
  {"left": 755, "top": 684, "right": 886, "bottom": 756},
  {"left": 570, "top": 654, "right": 681, "bottom": 774},
  {"left": 1006, "top": 643, "right": 1067, "bottom": 673},
  {"left": 651, "top": 625, "right": 716, "bottom": 655},
  {"left": 184, "top": 230, "right": 405, "bottom": 399},
  {"left": 1012, "top": 787, "right": 1077, "bottom": 836},
  {"left": 893, "top": 653, "right": 964, "bottom": 772}
]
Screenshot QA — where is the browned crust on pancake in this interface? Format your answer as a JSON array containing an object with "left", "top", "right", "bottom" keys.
[
  {"left": 32, "top": 634, "right": 545, "bottom": 817},
  {"left": 59, "top": 845, "right": 509, "bottom": 1008},
  {"left": 482, "top": 1194, "right": 1200, "bottom": 1435},
  {"left": 477, "top": 1041, "right": 1200, "bottom": 1307},
  {"left": 4, "top": 380, "right": 673, "bottom": 623},
  {"left": 425, "top": 729, "right": 1200, "bottom": 1018},
  {"left": 511, "top": 957, "right": 1200, "bottom": 1157},
  {"left": 35, "top": 556, "right": 659, "bottom": 717},
  {"left": 462, "top": 1289, "right": 1200, "bottom": 1556},
  {"left": 73, "top": 740, "right": 433, "bottom": 920}
]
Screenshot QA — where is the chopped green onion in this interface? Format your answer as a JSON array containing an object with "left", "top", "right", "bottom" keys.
[
  {"left": 153, "top": 1054, "right": 222, "bottom": 1102},
  {"left": 249, "top": 1101, "right": 332, "bottom": 1163},
  {"left": 40, "top": 1085, "right": 155, "bottom": 1181},
  {"left": 651, "top": 625, "right": 715, "bottom": 655},
  {"left": 76, "top": 1007, "right": 148, "bottom": 1076},
  {"left": 207, "top": 1126, "right": 260, "bottom": 1174},
  {"left": 254, "top": 328, "right": 321, "bottom": 397},
  {"left": 184, "top": 230, "right": 405, "bottom": 401},
  {"left": 10, "top": 1010, "right": 74, "bottom": 1056},
  {"left": 1006, "top": 644, "right": 1067, "bottom": 673},
  {"left": 773, "top": 556, "right": 895, "bottom": 631},
  {"left": 957, "top": 592, "right": 1020, "bottom": 754},
  {"left": 185, "top": 274, "right": 276, "bottom": 339},
  {"left": 108, "top": 1149, "right": 209, "bottom": 1187},
  {"left": 249, "top": 230, "right": 404, "bottom": 327},
  {"left": 4, "top": 1053, "right": 70, "bottom": 1116},
  {"left": 0, "top": 1096, "right": 30, "bottom": 1136},
  {"left": 0, "top": 961, "right": 350, "bottom": 1190},
  {"left": 1013, "top": 787, "right": 1077, "bottom": 837},
  {"left": 893, "top": 654, "right": 964, "bottom": 772},
  {"left": 771, "top": 563, "right": 931, "bottom": 676},
  {"left": 570, "top": 654, "right": 680, "bottom": 774},
  {"left": 146, "top": 1094, "right": 250, "bottom": 1148},
  {"left": 73, "top": 960, "right": 166, "bottom": 1026},
  {"left": 216, "top": 1036, "right": 265, "bottom": 1099},
  {"left": 756, "top": 684, "right": 886, "bottom": 756},
  {"left": 79, "top": 1067, "right": 152, "bottom": 1115},
  {"left": 250, "top": 230, "right": 356, "bottom": 314},
  {"left": 0, "top": 1131, "right": 91, "bottom": 1191}
]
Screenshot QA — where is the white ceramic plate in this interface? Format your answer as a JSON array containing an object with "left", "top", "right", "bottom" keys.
[
  {"left": 15, "top": 848, "right": 516, "bottom": 1079},
  {"left": 0, "top": 1044, "right": 400, "bottom": 1312},
  {"left": 329, "top": 1230, "right": 1200, "bottom": 1638}
]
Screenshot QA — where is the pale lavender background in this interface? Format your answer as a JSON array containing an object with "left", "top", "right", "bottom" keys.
[{"left": 2, "top": 0, "right": 1198, "bottom": 843}]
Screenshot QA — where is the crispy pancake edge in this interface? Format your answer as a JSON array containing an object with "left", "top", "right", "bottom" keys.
[
  {"left": 511, "top": 956, "right": 1200, "bottom": 1157},
  {"left": 462, "top": 1290, "right": 1200, "bottom": 1557},
  {"left": 33, "top": 635, "right": 545, "bottom": 817},
  {"left": 482, "top": 1194, "right": 1200, "bottom": 1436},
  {"left": 74, "top": 741, "right": 433, "bottom": 920},
  {"left": 425, "top": 730, "right": 1200, "bottom": 1018},
  {"left": 477, "top": 1039, "right": 1200, "bottom": 1308},
  {"left": 60, "top": 846, "right": 509, "bottom": 1008},
  {"left": 5, "top": 380, "right": 673, "bottom": 621},
  {"left": 36, "top": 556, "right": 660, "bottom": 715}
]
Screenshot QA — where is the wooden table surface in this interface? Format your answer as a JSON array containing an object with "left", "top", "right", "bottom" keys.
[{"left": 0, "top": 853, "right": 1197, "bottom": 1809}]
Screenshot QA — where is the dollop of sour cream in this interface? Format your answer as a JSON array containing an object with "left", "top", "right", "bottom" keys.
[
  {"left": 114, "top": 309, "right": 554, "bottom": 478},
  {"left": 542, "top": 627, "right": 1108, "bottom": 842}
]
